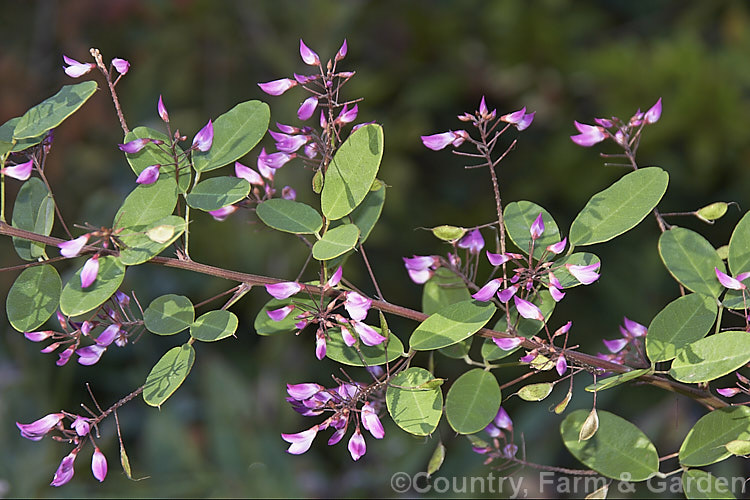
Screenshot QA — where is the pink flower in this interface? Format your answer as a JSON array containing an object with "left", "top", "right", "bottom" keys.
[
  {"left": 715, "top": 267, "right": 750, "bottom": 290},
  {"left": 282, "top": 186, "right": 296, "bottom": 200},
  {"left": 472, "top": 279, "right": 503, "bottom": 301},
  {"left": 258, "top": 78, "right": 297, "bottom": 96},
  {"left": 208, "top": 205, "right": 237, "bottom": 221},
  {"left": 24, "top": 330, "right": 54, "bottom": 342},
  {"left": 546, "top": 238, "right": 567, "bottom": 255},
  {"left": 602, "top": 338, "right": 628, "bottom": 353},
  {"left": 315, "top": 332, "right": 327, "bottom": 360},
  {"left": 76, "top": 344, "right": 106, "bottom": 365},
  {"left": 269, "top": 130, "right": 310, "bottom": 153},
  {"left": 530, "top": 213, "right": 545, "bottom": 240},
  {"left": 548, "top": 272, "right": 565, "bottom": 302},
  {"left": 50, "top": 450, "right": 78, "bottom": 487},
  {"left": 267, "top": 305, "right": 295, "bottom": 322},
  {"left": 62, "top": 55, "right": 94, "bottom": 78},
  {"left": 500, "top": 107, "right": 535, "bottom": 131},
  {"left": 325, "top": 266, "right": 343, "bottom": 289},
  {"left": 58, "top": 234, "right": 89, "bottom": 258},
  {"left": 717, "top": 387, "right": 740, "bottom": 398},
  {"left": 80, "top": 254, "right": 100, "bottom": 288},
  {"left": 1, "top": 159, "right": 33, "bottom": 180},
  {"left": 71, "top": 416, "right": 91, "bottom": 436},
  {"left": 556, "top": 354, "right": 568, "bottom": 376},
  {"left": 335, "top": 39, "right": 348, "bottom": 61},
  {"left": 297, "top": 96, "right": 318, "bottom": 121},
  {"left": 352, "top": 321, "right": 386, "bottom": 346},
  {"left": 235, "top": 161, "right": 264, "bottom": 185},
  {"left": 282, "top": 425, "right": 319, "bottom": 455},
  {"left": 348, "top": 429, "right": 367, "bottom": 461},
  {"left": 287, "top": 383, "right": 324, "bottom": 400},
  {"left": 570, "top": 121, "right": 607, "bottom": 147},
  {"left": 497, "top": 284, "right": 519, "bottom": 303},
  {"left": 157, "top": 95, "right": 169, "bottom": 122},
  {"left": 494, "top": 407, "right": 513, "bottom": 431},
  {"left": 192, "top": 120, "right": 213, "bottom": 152},
  {"left": 56, "top": 345, "right": 75, "bottom": 366},
  {"left": 361, "top": 402, "right": 385, "bottom": 439},
  {"left": 95, "top": 324, "right": 121, "bottom": 347},
  {"left": 136, "top": 164, "right": 161, "bottom": 184},
  {"left": 91, "top": 447, "right": 107, "bottom": 482},
  {"left": 16, "top": 413, "right": 64, "bottom": 441},
  {"left": 265, "top": 282, "right": 302, "bottom": 299},
  {"left": 644, "top": 98, "right": 662, "bottom": 124},
  {"left": 622, "top": 317, "right": 647, "bottom": 337},
  {"left": 118, "top": 138, "right": 152, "bottom": 154},
  {"left": 514, "top": 296, "right": 544, "bottom": 321},
  {"left": 421, "top": 130, "right": 468, "bottom": 150},
  {"left": 403, "top": 255, "right": 440, "bottom": 284},
  {"left": 111, "top": 58, "right": 130, "bottom": 75},
  {"left": 458, "top": 228, "right": 485, "bottom": 254},
  {"left": 341, "top": 325, "right": 357, "bottom": 347},
  {"left": 493, "top": 337, "right": 524, "bottom": 350},
  {"left": 345, "top": 292, "right": 371, "bottom": 322},
  {"left": 299, "top": 39, "right": 320, "bottom": 66},
  {"left": 259, "top": 148, "right": 295, "bottom": 169},
  {"left": 335, "top": 104, "right": 358, "bottom": 125},
  {"left": 565, "top": 262, "right": 601, "bottom": 285}
]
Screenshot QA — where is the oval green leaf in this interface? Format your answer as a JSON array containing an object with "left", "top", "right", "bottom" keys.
[
  {"left": 143, "top": 294, "right": 195, "bottom": 335},
  {"left": 7, "top": 265, "right": 61, "bottom": 332},
  {"left": 445, "top": 369, "right": 501, "bottom": 434},
  {"left": 410, "top": 300, "right": 496, "bottom": 351},
  {"left": 504, "top": 201, "right": 561, "bottom": 259},
  {"left": 192, "top": 100, "right": 270, "bottom": 172},
  {"left": 143, "top": 344, "right": 195, "bottom": 407},
  {"left": 679, "top": 406, "right": 750, "bottom": 467},
  {"left": 645, "top": 294, "right": 717, "bottom": 363},
  {"left": 348, "top": 179, "right": 386, "bottom": 243},
  {"left": 117, "top": 215, "right": 186, "bottom": 266},
  {"left": 184, "top": 176, "right": 250, "bottom": 212},
  {"left": 256, "top": 198, "right": 323, "bottom": 234},
  {"left": 421, "top": 268, "right": 475, "bottom": 359},
  {"left": 325, "top": 328, "right": 404, "bottom": 366},
  {"left": 682, "top": 469, "right": 735, "bottom": 499},
  {"left": 570, "top": 167, "right": 669, "bottom": 246},
  {"left": 669, "top": 331, "right": 750, "bottom": 383},
  {"left": 122, "top": 127, "right": 191, "bottom": 192},
  {"left": 59, "top": 256, "right": 126, "bottom": 316},
  {"left": 584, "top": 368, "right": 651, "bottom": 392},
  {"left": 658, "top": 227, "right": 724, "bottom": 298},
  {"left": 728, "top": 211, "right": 750, "bottom": 276},
  {"left": 114, "top": 177, "right": 178, "bottom": 229},
  {"left": 312, "top": 224, "right": 360, "bottom": 261},
  {"left": 0, "top": 117, "right": 46, "bottom": 155},
  {"left": 561, "top": 409, "right": 659, "bottom": 481},
  {"left": 517, "top": 382, "right": 553, "bottom": 401},
  {"left": 11, "top": 177, "right": 54, "bottom": 260},
  {"left": 13, "top": 81, "right": 98, "bottom": 139},
  {"left": 321, "top": 124, "right": 383, "bottom": 220},
  {"left": 386, "top": 367, "right": 443, "bottom": 436},
  {"left": 190, "top": 310, "right": 238, "bottom": 342}
]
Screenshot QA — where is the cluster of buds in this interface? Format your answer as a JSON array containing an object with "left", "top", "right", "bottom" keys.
[
  {"left": 63, "top": 54, "right": 129, "bottom": 79},
  {"left": 282, "top": 379, "right": 385, "bottom": 461},
  {"left": 598, "top": 317, "right": 647, "bottom": 366},
  {"left": 23, "top": 291, "right": 137, "bottom": 367},
  {"left": 470, "top": 407, "right": 518, "bottom": 464},
  {"left": 16, "top": 412, "right": 108, "bottom": 486},
  {"left": 264, "top": 267, "right": 386, "bottom": 360},
  {"left": 570, "top": 98, "right": 662, "bottom": 148}
]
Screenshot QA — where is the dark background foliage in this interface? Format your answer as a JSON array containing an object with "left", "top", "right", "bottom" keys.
[{"left": 1, "top": 0, "right": 749, "bottom": 497}]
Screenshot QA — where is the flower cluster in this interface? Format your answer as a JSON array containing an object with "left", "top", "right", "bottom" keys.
[
  {"left": 16, "top": 412, "right": 108, "bottom": 486},
  {"left": 598, "top": 317, "right": 647, "bottom": 365},
  {"left": 282, "top": 379, "right": 385, "bottom": 461},
  {"left": 471, "top": 407, "right": 519, "bottom": 465},
  {"left": 264, "top": 267, "right": 386, "bottom": 360},
  {"left": 570, "top": 98, "right": 662, "bottom": 148},
  {"left": 23, "top": 291, "right": 136, "bottom": 367}
]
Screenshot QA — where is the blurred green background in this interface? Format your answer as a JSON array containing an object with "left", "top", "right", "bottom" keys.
[{"left": 1, "top": 0, "right": 749, "bottom": 497}]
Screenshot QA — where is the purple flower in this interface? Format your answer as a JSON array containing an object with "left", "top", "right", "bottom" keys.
[
  {"left": 71, "top": 416, "right": 91, "bottom": 436},
  {"left": 208, "top": 205, "right": 237, "bottom": 221},
  {"left": 335, "top": 104, "right": 358, "bottom": 125},
  {"left": 299, "top": 39, "right": 320, "bottom": 66},
  {"left": 570, "top": 121, "right": 607, "bottom": 147},
  {"left": 192, "top": 120, "right": 214, "bottom": 152},
  {"left": 258, "top": 78, "right": 297, "bottom": 96},
  {"left": 494, "top": 407, "right": 513, "bottom": 431},
  {"left": 472, "top": 279, "right": 503, "bottom": 301},
  {"left": 51, "top": 450, "right": 78, "bottom": 487},
  {"left": 497, "top": 284, "right": 519, "bottom": 303},
  {"left": 235, "top": 161, "right": 264, "bottom": 185},
  {"left": 282, "top": 186, "right": 296, "bottom": 200},
  {"left": 500, "top": 107, "right": 535, "bottom": 131},
  {"left": 514, "top": 296, "right": 545, "bottom": 321},
  {"left": 56, "top": 345, "right": 75, "bottom": 366},
  {"left": 136, "top": 164, "right": 161, "bottom": 184},
  {"left": 281, "top": 425, "right": 320, "bottom": 455},
  {"left": 269, "top": 130, "right": 310, "bottom": 153},
  {"left": 340, "top": 325, "right": 357, "bottom": 346},
  {"left": 259, "top": 148, "right": 295, "bottom": 169},
  {"left": 546, "top": 238, "right": 567, "bottom": 255},
  {"left": 548, "top": 272, "right": 565, "bottom": 302},
  {"left": 622, "top": 317, "right": 647, "bottom": 338},
  {"left": 1, "top": 159, "right": 33, "bottom": 180},
  {"left": 118, "top": 137, "right": 152, "bottom": 154},
  {"left": 644, "top": 98, "right": 662, "bottom": 124},
  {"left": 715, "top": 267, "right": 750, "bottom": 290},
  {"left": 421, "top": 130, "right": 468, "bottom": 150},
  {"left": 63, "top": 55, "right": 94, "bottom": 78},
  {"left": 80, "top": 254, "right": 99, "bottom": 288},
  {"left": 111, "top": 58, "right": 130, "bottom": 75},
  {"left": 530, "top": 213, "right": 545, "bottom": 240},
  {"left": 24, "top": 330, "right": 54, "bottom": 342},
  {"left": 297, "top": 96, "right": 318, "bottom": 121},
  {"left": 315, "top": 332, "right": 327, "bottom": 360},
  {"left": 325, "top": 266, "right": 343, "bottom": 289},
  {"left": 458, "top": 228, "right": 485, "bottom": 254},
  {"left": 76, "top": 344, "right": 106, "bottom": 365},
  {"left": 95, "top": 324, "right": 121, "bottom": 347},
  {"left": 493, "top": 336, "right": 524, "bottom": 350},
  {"left": 565, "top": 262, "right": 601, "bottom": 285},
  {"left": 287, "top": 383, "right": 324, "bottom": 400},
  {"left": 602, "top": 338, "right": 628, "bottom": 353},
  {"left": 16, "top": 413, "right": 64, "bottom": 441},
  {"left": 352, "top": 321, "right": 386, "bottom": 346},
  {"left": 335, "top": 39, "right": 348, "bottom": 61},
  {"left": 717, "top": 387, "right": 740, "bottom": 397},
  {"left": 361, "top": 402, "right": 385, "bottom": 439},
  {"left": 403, "top": 255, "right": 440, "bottom": 284},
  {"left": 58, "top": 234, "right": 89, "bottom": 258},
  {"left": 267, "top": 305, "right": 295, "bottom": 322},
  {"left": 556, "top": 354, "right": 568, "bottom": 376},
  {"left": 348, "top": 429, "right": 367, "bottom": 461},
  {"left": 345, "top": 292, "right": 371, "bottom": 322},
  {"left": 265, "top": 282, "right": 302, "bottom": 299},
  {"left": 157, "top": 95, "right": 169, "bottom": 122},
  {"left": 91, "top": 447, "right": 107, "bottom": 482}
]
